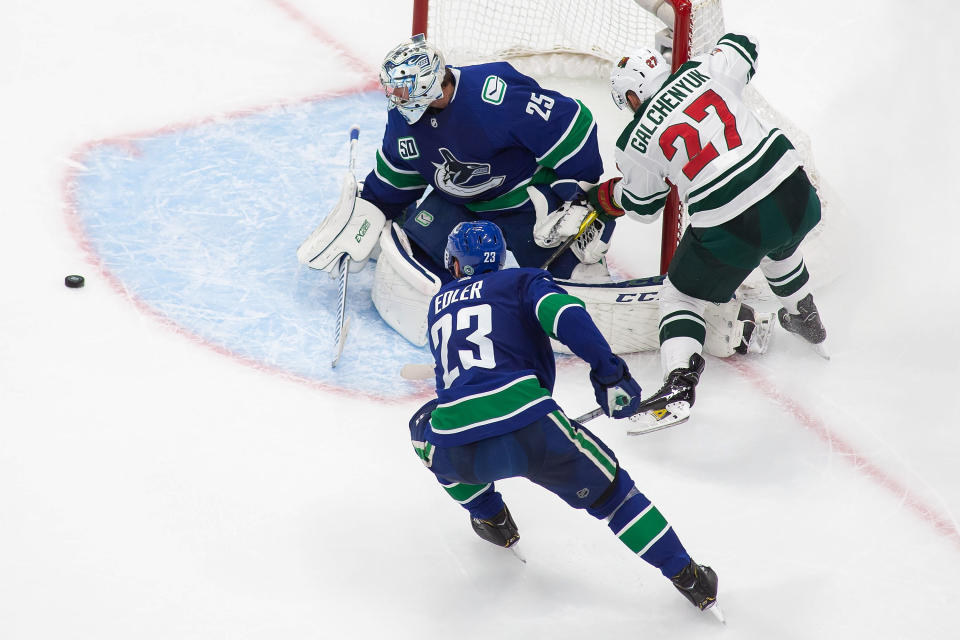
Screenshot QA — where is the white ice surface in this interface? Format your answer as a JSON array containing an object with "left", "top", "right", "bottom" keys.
[{"left": 2, "top": 1, "right": 959, "bottom": 638}]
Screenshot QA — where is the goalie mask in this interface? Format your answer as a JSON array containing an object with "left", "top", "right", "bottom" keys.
[
  {"left": 380, "top": 34, "right": 446, "bottom": 124},
  {"left": 610, "top": 47, "right": 670, "bottom": 110},
  {"left": 444, "top": 221, "right": 506, "bottom": 278}
]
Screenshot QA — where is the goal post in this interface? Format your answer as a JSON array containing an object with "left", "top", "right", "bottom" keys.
[{"left": 409, "top": 0, "right": 842, "bottom": 283}]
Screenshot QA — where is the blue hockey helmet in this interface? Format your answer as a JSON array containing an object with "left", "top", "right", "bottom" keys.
[{"left": 444, "top": 221, "right": 507, "bottom": 277}]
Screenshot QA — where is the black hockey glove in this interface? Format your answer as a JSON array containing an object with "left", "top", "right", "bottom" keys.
[{"left": 590, "top": 355, "right": 642, "bottom": 419}]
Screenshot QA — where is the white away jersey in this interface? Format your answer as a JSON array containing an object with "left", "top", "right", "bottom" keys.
[{"left": 612, "top": 33, "right": 803, "bottom": 228}]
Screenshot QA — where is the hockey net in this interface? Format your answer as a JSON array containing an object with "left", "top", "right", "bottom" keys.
[{"left": 412, "top": 0, "right": 845, "bottom": 292}]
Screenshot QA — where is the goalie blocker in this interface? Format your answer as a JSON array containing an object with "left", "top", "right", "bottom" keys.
[{"left": 296, "top": 172, "right": 386, "bottom": 275}]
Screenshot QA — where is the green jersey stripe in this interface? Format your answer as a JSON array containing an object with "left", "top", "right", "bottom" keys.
[
  {"left": 412, "top": 440, "right": 435, "bottom": 467},
  {"left": 547, "top": 411, "right": 616, "bottom": 480},
  {"left": 431, "top": 375, "right": 552, "bottom": 433},
  {"left": 687, "top": 133, "right": 796, "bottom": 215},
  {"left": 375, "top": 149, "right": 428, "bottom": 190},
  {"left": 538, "top": 100, "right": 596, "bottom": 168},
  {"left": 659, "top": 309, "right": 705, "bottom": 329},
  {"left": 616, "top": 504, "right": 672, "bottom": 555},
  {"left": 624, "top": 186, "right": 670, "bottom": 205},
  {"left": 465, "top": 167, "right": 556, "bottom": 213},
  {"left": 621, "top": 189, "right": 669, "bottom": 217},
  {"left": 766, "top": 261, "right": 805, "bottom": 285},
  {"left": 660, "top": 317, "right": 706, "bottom": 344},
  {"left": 535, "top": 292, "right": 586, "bottom": 338},
  {"left": 718, "top": 34, "right": 757, "bottom": 78},
  {"left": 718, "top": 33, "right": 758, "bottom": 63},
  {"left": 442, "top": 481, "right": 491, "bottom": 504},
  {"left": 769, "top": 265, "right": 809, "bottom": 298},
  {"left": 688, "top": 128, "right": 780, "bottom": 201}
]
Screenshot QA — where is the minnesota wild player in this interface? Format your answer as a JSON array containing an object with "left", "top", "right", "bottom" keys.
[{"left": 587, "top": 33, "right": 830, "bottom": 427}]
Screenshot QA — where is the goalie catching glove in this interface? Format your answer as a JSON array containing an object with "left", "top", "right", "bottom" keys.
[
  {"left": 589, "top": 355, "right": 642, "bottom": 419},
  {"left": 529, "top": 184, "right": 593, "bottom": 249}
]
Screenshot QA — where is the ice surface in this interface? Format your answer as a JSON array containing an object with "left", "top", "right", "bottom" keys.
[{"left": 2, "top": 1, "right": 958, "bottom": 638}]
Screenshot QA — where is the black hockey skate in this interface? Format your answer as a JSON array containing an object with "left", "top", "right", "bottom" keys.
[
  {"left": 778, "top": 293, "right": 829, "bottom": 358},
  {"left": 627, "top": 354, "right": 705, "bottom": 435},
  {"left": 471, "top": 505, "right": 520, "bottom": 549},
  {"left": 671, "top": 560, "right": 721, "bottom": 618}
]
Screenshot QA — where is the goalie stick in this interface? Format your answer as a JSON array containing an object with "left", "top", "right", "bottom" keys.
[{"left": 331, "top": 126, "right": 361, "bottom": 368}]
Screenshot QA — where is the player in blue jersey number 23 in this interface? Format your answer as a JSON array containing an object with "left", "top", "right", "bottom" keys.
[{"left": 407, "top": 220, "right": 722, "bottom": 617}]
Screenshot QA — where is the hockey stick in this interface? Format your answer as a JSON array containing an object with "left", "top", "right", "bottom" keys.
[
  {"left": 574, "top": 403, "right": 691, "bottom": 435},
  {"left": 540, "top": 210, "right": 599, "bottom": 269},
  {"left": 330, "top": 125, "right": 361, "bottom": 368},
  {"left": 573, "top": 407, "right": 604, "bottom": 423}
]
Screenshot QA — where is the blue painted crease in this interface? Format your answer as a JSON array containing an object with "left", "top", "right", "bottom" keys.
[{"left": 72, "top": 91, "right": 431, "bottom": 396}]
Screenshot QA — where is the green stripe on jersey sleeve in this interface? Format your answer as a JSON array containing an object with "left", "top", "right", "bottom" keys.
[
  {"left": 621, "top": 186, "right": 669, "bottom": 218},
  {"left": 538, "top": 100, "right": 596, "bottom": 169},
  {"left": 717, "top": 33, "right": 758, "bottom": 79},
  {"left": 374, "top": 148, "right": 428, "bottom": 190},
  {"left": 535, "top": 292, "right": 586, "bottom": 339}
]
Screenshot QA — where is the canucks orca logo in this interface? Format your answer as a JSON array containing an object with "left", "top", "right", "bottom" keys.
[{"left": 432, "top": 148, "right": 505, "bottom": 198}]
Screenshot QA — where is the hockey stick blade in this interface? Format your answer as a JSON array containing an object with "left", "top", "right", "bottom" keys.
[
  {"left": 400, "top": 363, "right": 434, "bottom": 380},
  {"left": 573, "top": 407, "right": 604, "bottom": 424},
  {"left": 625, "top": 401, "right": 691, "bottom": 435}
]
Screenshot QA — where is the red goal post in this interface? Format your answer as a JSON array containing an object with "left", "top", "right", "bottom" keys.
[{"left": 409, "top": 0, "right": 840, "bottom": 280}]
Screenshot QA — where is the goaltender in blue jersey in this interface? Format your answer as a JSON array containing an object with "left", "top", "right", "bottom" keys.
[
  {"left": 407, "top": 220, "right": 724, "bottom": 618},
  {"left": 359, "top": 34, "right": 619, "bottom": 281}
]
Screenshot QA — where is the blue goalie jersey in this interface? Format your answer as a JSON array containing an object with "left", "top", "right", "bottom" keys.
[
  {"left": 362, "top": 62, "right": 602, "bottom": 219},
  {"left": 426, "top": 267, "right": 592, "bottom": 446}
]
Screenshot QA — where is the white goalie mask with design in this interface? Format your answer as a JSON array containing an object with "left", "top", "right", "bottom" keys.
[
  {"left": 379, "top": 34, "right": 446, "bottom": 124},
  {"left": 610, "top": 47, "right": 670, "bottom": 110}
]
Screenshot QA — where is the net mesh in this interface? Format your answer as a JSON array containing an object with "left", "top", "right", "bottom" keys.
[
  {"left": 422, "top": 0, "right": 845, "bottom": 291},
  {"left": 426, "top": 0, "right": 728, "bottom": 69}
]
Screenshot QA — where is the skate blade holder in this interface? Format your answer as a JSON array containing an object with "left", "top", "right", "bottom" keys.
[{"left": 626, "top": 401, "right": 691, "bottom": 435}]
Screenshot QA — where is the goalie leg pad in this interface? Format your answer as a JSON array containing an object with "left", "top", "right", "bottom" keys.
[
  {"left": 553, "top": 276, "right": 665, "bottom": 355},
  {"left": 372, "top": 223, "right": 443, "bottom": 347}
]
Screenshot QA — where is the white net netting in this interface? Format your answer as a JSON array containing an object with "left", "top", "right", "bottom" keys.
[{"left": 423, "top": 0, "right": 846, "bottom": 293}]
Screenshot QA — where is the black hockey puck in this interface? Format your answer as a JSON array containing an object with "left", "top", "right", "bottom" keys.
[{"left": 64, "top": 274, "right": 85, "bottom": 288}]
